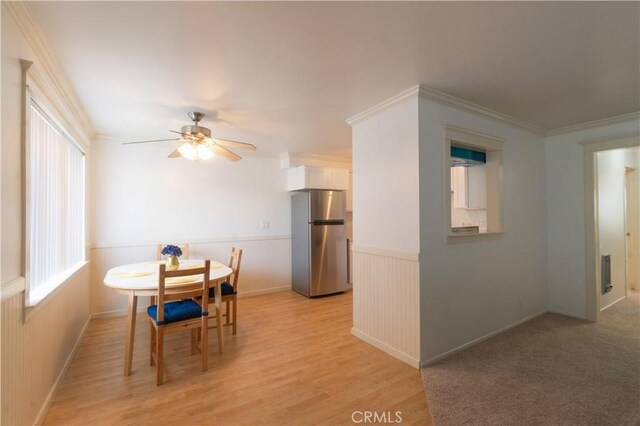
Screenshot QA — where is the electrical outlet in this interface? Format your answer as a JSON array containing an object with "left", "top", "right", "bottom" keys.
[{"left": 261, "top": 221, "right": 270, "bottom": 229}]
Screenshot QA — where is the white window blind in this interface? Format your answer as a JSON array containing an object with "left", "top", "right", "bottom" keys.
[{"left": 27, "top": 102, "right": 85, "bottom": 306}]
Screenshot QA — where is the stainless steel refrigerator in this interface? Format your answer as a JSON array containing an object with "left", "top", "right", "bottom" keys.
[{"left": 291, "top": 190, "right": 348, "bottom": 297}]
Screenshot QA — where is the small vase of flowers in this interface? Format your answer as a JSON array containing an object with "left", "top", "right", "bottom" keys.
[{"left": 161, "top": 245, "right": 183, "bottom": 271}]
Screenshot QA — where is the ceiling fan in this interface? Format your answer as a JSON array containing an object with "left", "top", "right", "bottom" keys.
[{"left": 122, "top": 111, "right": 256, "bottom": 161}]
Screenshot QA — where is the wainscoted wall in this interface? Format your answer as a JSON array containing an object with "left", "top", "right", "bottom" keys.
[
  {"left": 349, "top": 92, "right": 421, "bottom": 368},
  {"left": 351, "top": 246, "right": 420, "bottom": 368},
  {"left": 1, "top": 267, "right": 90, "bottom": 425},
  {"left": 91, "top": 236, "right": 291, "bottom": 315}
]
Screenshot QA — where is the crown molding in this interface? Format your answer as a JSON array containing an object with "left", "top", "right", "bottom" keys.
[
  {"left": 346, "top": 84, "right": 546, "bottom": 135},
  {"left": 346, "top": 84, "right": 639, "bottom": 139},
  {"left": 4, "top": 1, "right": 95, "bottom": 146},
  {"left": 417, "top": 85, "right": 546, "bottom": 135},
  {"left": 346, "top": 85, "right": 420, "bottom": 126},
  {"left": 546, "top": 111, "right": 640, "bottom": 137}
]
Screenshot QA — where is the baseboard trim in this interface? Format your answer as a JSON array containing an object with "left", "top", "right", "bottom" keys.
[
  {"left": 546, "top": 309, "right": 587, "bottom": 321},
  {"left": 33, "top": 315, "right": 91, "bottom": 425},
  {"left": 420, "top": 310, "right": 546, "bottom": 368},
  {"left": 238, "top": 286, "right": 291, "bottom": 298},
  {"left": 600, "top": 295, "right": 626, "bottom": 312},
  {"left": 91, "top": 305, "right": 148, "bottom": 319},
  {"left": 351, "top": 328, "right": 420, "bottom": 369}
]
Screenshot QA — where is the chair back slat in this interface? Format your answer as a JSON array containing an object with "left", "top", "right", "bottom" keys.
[
  {"left": 201, "top": 261, "right": 210, "bottom": 317},
  {"left": 158, "top": 264, "right": 166, "bottom": 324},
  {"left": 228, "top": 247, "right": 243, "bottom": 292}
]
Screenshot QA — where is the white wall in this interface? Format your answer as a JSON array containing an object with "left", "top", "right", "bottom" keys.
[
  {"left": 90, "top": 138, "right": 292, "bottom": 314},
  {"left": 1, "top": 4, "right": 91, "bottom": 424},
  {"left": 350, "top": 94, "right": 421, "bottom": 367},
  {"left": 91, "top": 138, "right": 290, "bottom": 243},
  {"left": 545, "top": 120, "right": 640, "bottom": 318},
  {"left": 418, "top": 98, "right": 548, "bottom": 363},
  {"left": 1, "top": 11, "right": 24, "bottom": 285},
  {"left": 597, "top": 147, "right": 640, "bottom": 309},
  {"left": 352, "top": 97, "right": 420, "bottom": 253}
]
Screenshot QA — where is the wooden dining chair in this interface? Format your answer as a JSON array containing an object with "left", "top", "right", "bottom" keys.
[
  {"left": 156, "top": 243, "right": 190, "bottom": 260},
  {"left": 147, "top": 260, "right": 214, "bottom": 385},
  {"left": 208, "top": 247, "right": 243, "bottom": 335}
]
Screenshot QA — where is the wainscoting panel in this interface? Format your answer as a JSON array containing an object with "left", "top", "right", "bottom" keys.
[
  {"left": 1, "top": 267, "right": 90, "bottom": 425},
  {"left": 351, "top": 246, "right": 420, "bottom": 367},
  {"left": 90, "top": 236, "right": 292, "bottom": 315}
]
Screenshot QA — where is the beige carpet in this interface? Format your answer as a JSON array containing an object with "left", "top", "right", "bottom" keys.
[{"left": 421, "top": 292, "right": 640, "bottom": 425}]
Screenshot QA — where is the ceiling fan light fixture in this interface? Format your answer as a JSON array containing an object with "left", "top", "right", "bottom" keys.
[
  {"left": 178, "top": 141, "right": 214, "bottom": 161},
  {"left": 196, "top": 144, "right": 214, "bottom": 160}
]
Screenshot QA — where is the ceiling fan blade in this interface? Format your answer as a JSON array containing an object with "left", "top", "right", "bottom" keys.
[
  {"left": 212, "top": 144, "right": 241, "bottom": 162},
  {"left": 170, "top": 130, "right": 185, "bottom": 135},
  {"left": 122, "top": 138, "right": 180, "bottom": 145},
  {"left": 213, "top": 138, "right": 257, "bottom": 151},
  {"left": 168, "top": 149, "right": 182, "bottom": 158}
]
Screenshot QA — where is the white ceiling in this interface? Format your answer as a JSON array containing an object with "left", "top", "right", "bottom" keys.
[{"left": 28, "top": 1, "right": 639, "bottom": 157}]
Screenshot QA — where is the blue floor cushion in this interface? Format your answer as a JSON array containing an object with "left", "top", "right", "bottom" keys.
[
  {"left": 208, "top": 281, "right": 236, "bottom": 298},
  {"left": 147, "top": 299, "right": 202, "bottom": 325}
]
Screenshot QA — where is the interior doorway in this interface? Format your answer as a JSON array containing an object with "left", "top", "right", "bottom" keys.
[
  {"left": 595, "top": 147, "right": 640, "bottom": 310},
  {"left": 624, "top": 167, "right": 639, "bottom": 294},
  {"left": 584, "top": 136, "right": 640, "bottom": 322}
]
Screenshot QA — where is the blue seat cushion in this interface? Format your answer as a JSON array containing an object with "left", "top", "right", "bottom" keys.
[
  {"left": 147, "top": 300, "right": 202, "bottom": 325},
  {"left": 208, "top": 281, "right": 236, "bottom": 298}
]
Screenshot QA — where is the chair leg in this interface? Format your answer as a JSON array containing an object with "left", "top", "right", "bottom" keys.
[
  {"left": 156, "top": 328, "right": 164, "bottom": 386},
  {"left": 225, "top": 300, "right": 231, "bottom": 325},
  {"left": 215, "top": 301, "right": 224, "bottom": 353},
  {"left": 150, "top": 322, "right": 156, "bottom": 366},
  {"left": 232, "top": 296, "right": 237, "bottom": 335},
  {"left": 201, "top": 319, "right": 208, "bottom": 372}
]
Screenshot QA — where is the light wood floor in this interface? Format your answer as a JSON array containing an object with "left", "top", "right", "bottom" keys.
[{"left": 44, "top": 291, "right": 432, "bottom": 425}]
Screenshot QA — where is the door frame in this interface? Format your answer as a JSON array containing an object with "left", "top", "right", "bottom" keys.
[
  {"left": 624, "top": 166, "right": 638, "bottom": 294},
  {"left": 582, "top": 134, "right": 639, "bottom": 322}
]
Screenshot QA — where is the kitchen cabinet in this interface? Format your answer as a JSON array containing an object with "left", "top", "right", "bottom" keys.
[
  {"left": 450, "top": 165, "right": 486, "bottom": 209},
  {"left": 287, "top": 166, "right": 349, "bottom": 191}
]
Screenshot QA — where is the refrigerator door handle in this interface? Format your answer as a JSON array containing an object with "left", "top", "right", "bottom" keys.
[{"left": 311, "top": 219, "right": 345, "bottom": 226}]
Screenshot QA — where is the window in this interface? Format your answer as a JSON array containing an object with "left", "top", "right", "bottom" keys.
[
  {"left": 444, "top": 126, "right": 503, "bottom": 242},
  {"left": 26, "top": 101, "right": 85, "bottom": 306}
]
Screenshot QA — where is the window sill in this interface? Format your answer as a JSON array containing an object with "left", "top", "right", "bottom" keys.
[
  {"left": 25, "top": 260, "right": 89, "bottom": 320},
  {"left": 446, "top": 231, "right": 504, "bottom": 244}
]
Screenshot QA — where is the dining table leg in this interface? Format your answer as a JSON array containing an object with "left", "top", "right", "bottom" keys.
[{"left": 124, "top": 293, "right": 138, "bottom": 376}]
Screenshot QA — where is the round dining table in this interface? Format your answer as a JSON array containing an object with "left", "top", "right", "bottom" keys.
[{"left": 104, "top": 259, "right": 233, "bottom": 376}]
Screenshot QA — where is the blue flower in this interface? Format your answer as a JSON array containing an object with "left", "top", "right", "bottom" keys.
[{"left": 161, "top": 245, "right": 183, "bottom": 257}]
